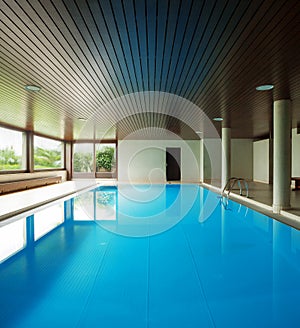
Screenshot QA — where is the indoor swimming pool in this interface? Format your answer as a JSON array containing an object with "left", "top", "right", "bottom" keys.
[{"left": 0, "top": 184, "right": 300, "bottom": 327}]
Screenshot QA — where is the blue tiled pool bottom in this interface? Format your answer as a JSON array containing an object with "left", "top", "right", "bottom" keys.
[{"left": 0, "top": 185, "right": 300, "bottom": 327}]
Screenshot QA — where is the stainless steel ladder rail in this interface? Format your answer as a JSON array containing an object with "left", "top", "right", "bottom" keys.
[{"left": 222, "top": 177, "right": 249, "bottom": 198}]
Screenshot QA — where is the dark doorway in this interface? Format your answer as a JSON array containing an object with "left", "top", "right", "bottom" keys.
[{"left": 166, "top": 147, "right": 181, "bottom": 181}]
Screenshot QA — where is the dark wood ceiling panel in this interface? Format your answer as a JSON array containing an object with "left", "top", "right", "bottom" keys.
[
  {"left": 0, "top": 3, "right": 106, "bottom": 117},
  {"left": 0, "top": 0, "right": 299, "bottom": 140},
  {"left": 198, "top": 0, "right": 299, "bottom": 106},
  {"left": 100, "top": 0, "right": 135, "bottom": 94},
  {"left": 53, "top": 0, "right": 116, "bottom": 102},
  {"left": 186, "top": 0, "right": 244, "bottom": 101},
  {"left": 159, "top": 0, "right": 181, "bottom": 93},
  {"left": 169, "top": 0, "right": 204, "bottom": 94},
  {"left": 135, "top": 0, "right": 149, "bottom": 92},
  {"left": 110, "top": 0, "right": 138, "bottom": 93},
  {"left": 154, "top": 0, "right": 168, "bottom": 92},
  {"left": 145, "top": 0, "right": 157, "bottom": 92},
  {"left": 193, "top": 0, "right": 300, "bottom": 128},
  {"left": 121, "top": 0, "right": 143, "bottom": 93},
  {"left": 2, "top": 3, "right": 95, "bottom": 99},
  {"left": 0, "top": 41, "right": 91, "bottom": 115},
  {"left": 189, "top": 0, "right": 253, "bottom": 103},
  {"left": 81, "top": 1, "right": 126, "bottom": 99},
  {"left": 176, "top": 0, "right": 218, "bottom": 97}
]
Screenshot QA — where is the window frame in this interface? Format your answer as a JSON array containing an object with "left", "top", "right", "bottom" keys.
[
  {"left": 0, "top": 125, "right": 27, "bottom": 174},
  {"left": 0, "top": 125, "right": 66, "bottom": 174},
  {"left": 72, "top": 139, "right": 117, "bottom": 179},
  {"left": 33, "top": 134, "right": 65, "bottom": 171}
]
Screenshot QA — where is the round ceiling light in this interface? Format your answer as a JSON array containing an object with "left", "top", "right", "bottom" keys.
[
  {"left": 213, "top": 117, "right": 223, "bottom": 122},
  {"left": 24, "top": 85, "right": 41, "bottom": 92},
  {"left": 255, "top": 84, "right": 274, "bottom": 91}
]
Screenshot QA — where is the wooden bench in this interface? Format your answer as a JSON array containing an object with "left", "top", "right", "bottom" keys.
[
  {"left": 0, "top": 176, "right": 62, "bottom": 195},
  {"left": 292, "top": 177, "right": 300, "bottom": 190}
]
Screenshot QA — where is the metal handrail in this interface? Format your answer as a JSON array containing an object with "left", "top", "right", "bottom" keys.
[{"left": 222, "top": 177, "right": 249, "bottom": 198}]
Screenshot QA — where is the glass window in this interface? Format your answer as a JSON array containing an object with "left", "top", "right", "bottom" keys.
[
  {"left": 34, "top": 203, "right": 64, "bottom": 240},
  {"left": 96, "top": 143, "right": 116, "bottom": 173},
  {"left": 73, "top": 143, "right": 93, "bottom": 173},
  {"left": 0, "top": 218, "right": 26, "bottom": 263},
  {"left": 34, "top": 136, "right": 64, "bottom": 170},
  {"left": 0, "top": 127, "right": 26, "bottom": 171}
]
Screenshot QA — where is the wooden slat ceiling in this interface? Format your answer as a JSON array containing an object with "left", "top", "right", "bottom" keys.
[{"left": 0, "top": 0, "right": 300, "bottom": 140}]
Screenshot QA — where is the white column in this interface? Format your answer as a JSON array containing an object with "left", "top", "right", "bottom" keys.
[
  {"left": 273, "top": 99, "right": 291, "bottom": 213},
  {"left": 27, "top": 131, "right": 34, "bottom": 173},
  {"left": 222, "top": 127, "right": 231, "bottom": 189},
  {"left": 65, "top": 142, "right": 72, "bottom": 180},
  {"left": 199, "top": 139, "right": 204, "bottom": 182}
]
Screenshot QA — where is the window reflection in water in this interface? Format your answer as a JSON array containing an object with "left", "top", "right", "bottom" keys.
[
  {"left": 73, "top": 192, "right": 95, "bottom": 221},
  {"left": 34, "top": 203, "right": 64, "bottom": 240},
  {"left": 95, "top": 188, "right": 117, "bottom": 221},
  {"left": 0, "top": 218, "right": 26, "bottom": 263},
  {"left": 73, "top": 188, "right": 117, "bottom": 222}
]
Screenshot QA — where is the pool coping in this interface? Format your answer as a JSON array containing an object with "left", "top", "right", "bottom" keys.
[
  {"left": 201, "top": 182, "right": 300, "bottom": 230},
  {"left": 1, "top": 180, "right": 299, "bottom": 231},
  {"left": 0, "top": 180, "right": 99, "bottom": 226}
]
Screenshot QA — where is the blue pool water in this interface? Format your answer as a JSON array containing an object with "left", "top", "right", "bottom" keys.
[{"left": 0, "top": 184, "right": 300, "bottom": 327}]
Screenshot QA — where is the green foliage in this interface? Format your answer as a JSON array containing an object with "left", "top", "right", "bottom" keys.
[
  {"left": 73, "top": 152, "right": 93, "bottom": 172},
  {"left": 96, "top": 146, "right": 115, "bottom": 171},
  {"left": 34, "top": 147, "right": 61, "bottom": 169},
  {"left": 97, "top": 192, "right": 114, "bottom": 205},
  {"left": 0, "top": 147, "right": 22, "bottom": 170}
]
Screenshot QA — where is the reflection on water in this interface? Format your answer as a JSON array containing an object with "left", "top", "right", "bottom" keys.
[
  {"left": 0, "top": 218, "right": 26, "bottom": 263},
  {"left": 96, "top": 188, "right": 116, "bottom": 221},
  {"left": 1, "top": 185, "right": 300, "bottom": 327},
  {"left": 73, "top": 184, "right": 200, "bottom": 237},
  {"left": 34, "top": 203, "right": 64, "bottom": 240}
]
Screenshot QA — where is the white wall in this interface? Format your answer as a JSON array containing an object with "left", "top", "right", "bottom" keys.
[
  {"left": 231, "top": 139, "right": 253, "bottom": 180},
  {"left": 118, "top": 140, "right": 200, "bottom": 183},
  {"left": 117, "top": 129, "right": 299, "bottom": 185},
  {"left": 252, "top": 129, "right": 300, "bottom": 183},
  {"left": 202, "top": 138, "right": 222, "bottom": 184},
  {"left": 253, "top": 139, "right": 270, "bottom": 183},
  {"left": 292, "top": 128, "right": 300, "bottom": 177},
  {"left": 118, "top": 137, "right": 255, "bottom": 184},
  {"left": 201, "top": 138, "right": 253, "bottom": 184}
]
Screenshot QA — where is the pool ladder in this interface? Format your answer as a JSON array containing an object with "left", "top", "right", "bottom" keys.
[{"left": 222, "top": 177, "right": 249, "bottom": 199}]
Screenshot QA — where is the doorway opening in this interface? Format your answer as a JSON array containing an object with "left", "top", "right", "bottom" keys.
[{"left": 166, "top": 147, "right": 181, "bottom": 181}]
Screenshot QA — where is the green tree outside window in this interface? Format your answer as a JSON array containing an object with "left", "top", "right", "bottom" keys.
[{"left": 96, "top": 146, "right": 115, "bottom": 172}]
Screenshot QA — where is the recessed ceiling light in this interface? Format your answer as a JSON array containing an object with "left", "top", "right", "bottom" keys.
[
  {"left": 256, "top": 84, "right": 274, "bottom": 91},
  {"left": 195, "top": 131, "right": 202, "bottom": 134},
  {"left": 24, "top": 85, "right": 41, "bottom": 92},
  {"left": 78, "top": 117, "right": 87, "bottom": 121},
  {"left": 213, "top": 117, "right": 223, "bottom": 122}
]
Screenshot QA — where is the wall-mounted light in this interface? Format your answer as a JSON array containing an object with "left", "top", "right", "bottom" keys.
[
  {"left": 256, "top": 84, "right": 274, "bottom": 91},
  {"left": 24, "top": 85, "right": 41, "bottom": 92},
  {"left": 213, "top": 117, "right": 223, "bottom": 122}
]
